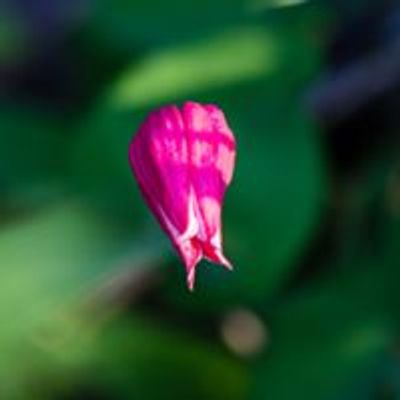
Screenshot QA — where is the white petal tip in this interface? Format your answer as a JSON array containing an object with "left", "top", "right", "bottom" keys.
[
  {"left": 186, "top": 267, "right": 196, "bottom": 291},
  {"left": 223, "top": 260, "right": 233, "bottom": 271}
]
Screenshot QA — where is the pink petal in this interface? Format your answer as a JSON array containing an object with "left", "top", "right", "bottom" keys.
[
  {"left": 183, "top": 101, "right": 236, "bottom": 269},
  {"left": 129, "top": 106, "right": 192, "bottom": 241}
]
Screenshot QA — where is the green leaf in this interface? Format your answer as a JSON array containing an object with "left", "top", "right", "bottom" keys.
[
  {"left": 81, "top": 318, "right": 249, "bottom": 400},
  {"left": 85, "top": 0, "right": 252, "bottom": 49},
  {"left": 251, "top": 282, "right": 392, "bottom": 400},
  {"left": 0, "top": 201, "right": 152, "bottom": 397},
  {"left": 109, "top": 27, "right": 278, "bottom": 110},
  {"left": 0, "top": 104, "right": 67, "bottom": 200}
]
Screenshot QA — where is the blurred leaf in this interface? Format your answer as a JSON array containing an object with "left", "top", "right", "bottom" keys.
[
  {"left": 251, "top": 280, "right": 393, "bottom": 400},
  {"left": 0, "top": 201, "right": 151, "bottom": 397},
  {"left": 79, "top": 318, "right": 249, "bottom": 400},
  {"left": 85, "top": 0, "right": 253, "bottom": 50},
  {"left": 109, "top": 27, "right": 277, "bottom": 110},
  {"left": 328, "top": 143, "right": 400, "bottom": 318},
  {"left": 0, "top": 104, "right": 68, "bottom": 201}
]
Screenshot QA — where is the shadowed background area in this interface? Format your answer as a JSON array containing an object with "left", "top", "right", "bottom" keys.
[{"left": 1, "top": 0, "right": 400, "bottom": 399}]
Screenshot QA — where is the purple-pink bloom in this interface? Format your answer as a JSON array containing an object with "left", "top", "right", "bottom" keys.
[{"left": 129, "top": 101, "right": 236, "bottom": 290}]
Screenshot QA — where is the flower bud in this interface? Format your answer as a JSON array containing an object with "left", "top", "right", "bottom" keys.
[{"left": 129, "top": 101, "right": 236, "bottom": 290}]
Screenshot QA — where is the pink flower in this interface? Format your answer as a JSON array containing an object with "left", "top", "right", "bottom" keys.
[{"left": 129, "top": 101, "right": 236, "bottom": 290}]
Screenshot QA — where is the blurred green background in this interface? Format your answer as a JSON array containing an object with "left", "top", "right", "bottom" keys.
[{"left": 1, "top": 0, "right": 400, "bottom": 398}]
